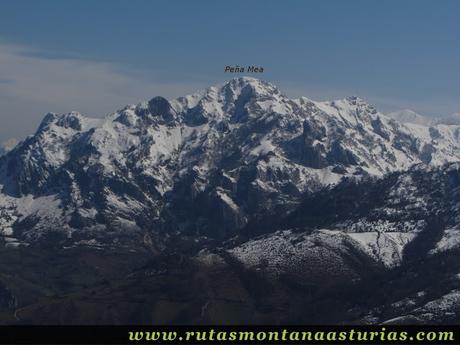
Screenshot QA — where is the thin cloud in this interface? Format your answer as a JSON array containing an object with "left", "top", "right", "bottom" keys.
[
  {"left": 0, "top": 42, "right": 205, "bottom": 142},
  {"left": 1, "top": 41, "right": 458, "bottom": 144}
]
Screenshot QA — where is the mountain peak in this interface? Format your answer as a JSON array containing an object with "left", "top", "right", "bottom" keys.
[
  {"left": 36, "top": 112, "right": 58, "bottom": 132},
  {"left": 221, "top": 77, "right": 281, "bottom": 96},
  {"left": 55, "top": 112, "right": 85, "bottom": 131},
  {"left": 35, "top": 111, "right": 90, "bottom": 136},
  {"left": 345, "top": 95, "right": 367, "bottom": 104},
  {"left": 147, "top": 96, "right": 177, "bottom": 123}
]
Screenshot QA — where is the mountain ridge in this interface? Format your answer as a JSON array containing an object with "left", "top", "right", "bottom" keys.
[{"left": 1, "top": 77, "right": 460, "bottom": 248}]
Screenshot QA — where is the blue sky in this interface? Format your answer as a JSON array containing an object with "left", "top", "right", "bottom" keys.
[{"left": 0, "top": 0, "right": 459, "bottom": 143}]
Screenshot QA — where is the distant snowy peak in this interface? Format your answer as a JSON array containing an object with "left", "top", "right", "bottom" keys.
[
  {"left": 0, "top": 139, "right": 18, "bottom": 156},
  {"left": 438, "top": 112, "right": 460, "bottom": 126},
  {"left": 387, "top": 109, "right": 435, "bottom": 126},
  {"left": 387, "top": 109, "right": 460, "bottom": 126}
]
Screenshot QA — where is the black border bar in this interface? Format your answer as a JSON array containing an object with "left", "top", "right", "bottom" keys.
[{"left": 0, "top": 325, "right": 459, "bottom": 344}]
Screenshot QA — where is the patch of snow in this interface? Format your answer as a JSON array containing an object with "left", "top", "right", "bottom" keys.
[{"left": 430, "top": 227, "right": 460, "bottom": 254}]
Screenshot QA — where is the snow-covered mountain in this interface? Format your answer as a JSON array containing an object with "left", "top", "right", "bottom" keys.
[
  {"left": 230, "top": 161, "right": 460, "bottom": 268},
  {"left": 439, "top": 112, "right": 460, "bottom": 126},
  {"left": 3, "top": 77, "right": 460, "bottom": 325},
  {"left": 1, "top": 77, "right": 460, "bottom": 248},
  {"left": 225, "top": 161, "right": 460, "bottom": 323}
]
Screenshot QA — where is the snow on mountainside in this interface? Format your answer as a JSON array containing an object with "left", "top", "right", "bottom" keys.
[
  {"left": 229, "top": 162, "right": 460, "bottom": 269},
  {"left": 1, "top": 77, "right": 460, "bottom": 248},
  {"left": 387, "top": 109, "right": 435, "bottom": 126}
]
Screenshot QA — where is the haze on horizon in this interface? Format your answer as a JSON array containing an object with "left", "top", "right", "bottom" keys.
[{"left": 0, "top": 0, "right": 459, "bottom": 145}]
